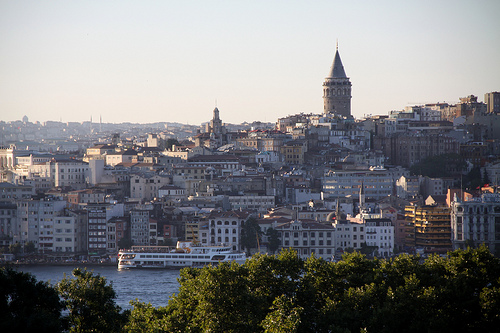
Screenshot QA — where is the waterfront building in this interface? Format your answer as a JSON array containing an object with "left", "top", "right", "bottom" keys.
[
  {"left": 87, "top": 203, "right": 124, "bottom": 255},
  {"left": 204, "top": 210, "right": 252, "bottom": 251},
  {"left": 130, "top": 208, "right": 152, "bottom": 247},
  {"left": 53, "top": 215, "right": 77, "bottom": 253},
  {"left": 274, "top": 219, "right": 336, "bottom": 260},
  {"left": 0, "top": 201, "right": 17, "bottom": 249},
  {"left": 16, "top": 198, "right": 67, "bottom": 253}
]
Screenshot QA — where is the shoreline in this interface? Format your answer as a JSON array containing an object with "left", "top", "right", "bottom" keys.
[{"left": 2, "top": 262, "right": 117, "bottom": 268}]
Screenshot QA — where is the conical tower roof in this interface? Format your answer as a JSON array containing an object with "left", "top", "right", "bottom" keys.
[{"left": 327, "top": 49, "right": 347, "bottom": 78}]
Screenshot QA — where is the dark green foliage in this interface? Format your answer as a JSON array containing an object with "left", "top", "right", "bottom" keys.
[
  {"left": 57, "top": 268, "right": 126, "bottom": 333},
  {"left": 240, "top": 217, "right": 262, "bottom": 254},
  {"left": 133, "top": 246, "right": 500, "bottom": 333},
  {"left": 118, "top": 237, "right": 134, "bottom": 249},
  {"left": 125, "top": 300, "right": 169, "bottom": 333},
  {"left": 165, "top": 138, "right": 181, "bottom": 151},
  {"left": 359, "top": 242, "right": 378, "bottom": 257},
  {"left": 24, "top": 241, "right": 36, "bottom": 254},
  {"left": 8, "top": 242, "right": 21, "bottom": 255},
  {"left": 0, "top": 268, "right": 64, "bottom": 333},
  {"left": 266, "top": 227, "right": 280, "bottom": 254},
  {"left": 409, "top": 153, "right": 467, "bottom": 178},
  {"left": 8, "top": 247, "right": 499, "bottom": 333},
  {"left": 464, "top": 166, "right": 483, "bottom": 190}
]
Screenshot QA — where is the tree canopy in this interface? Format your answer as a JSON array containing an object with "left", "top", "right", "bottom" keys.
[
  {"left": 240, "top": 217, "right": 262, "bottom": 254},
  {"left": 57, "top": 268, "right": 127, "bottom": 333},
  {"left": 409, "top": 153, "right": 467, "bottom": 178},
  {"left": 266, "top": 227, "right": 280, "bottom": 254},
  {"left": 134, "top": 246, "right": 500, "bottom": 333},
  {"left": 2, "top": 246, "right": 500, "bottom": 333},
  {"left": 0, "top": 267, "right": 64, "bottom": 333}
]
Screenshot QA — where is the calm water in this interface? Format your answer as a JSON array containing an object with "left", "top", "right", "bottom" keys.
[{"left": 18, "top": 265, "right": 181, "bottom": 310}]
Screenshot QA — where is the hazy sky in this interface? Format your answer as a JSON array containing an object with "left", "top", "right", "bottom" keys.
[{"left": 1, "top": 0, "right": 499, "bottom": 125}]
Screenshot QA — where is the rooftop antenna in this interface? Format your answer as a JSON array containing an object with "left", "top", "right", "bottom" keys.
[{"left": 336, "top": 38, "right": 338, "bottom": 51}]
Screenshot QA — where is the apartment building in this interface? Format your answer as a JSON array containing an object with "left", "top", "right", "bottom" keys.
[
  {"left": 202, "top": 210, "right": 252, "bottom": 251},
  {"left": 322, "top": 166, "right": 408, "bottom": 200},
  {"left": 364, "top": 218, "right": 394, "bottom": 257},
  {"left": 16, "top": 198, "right": 67, "bottom": 253},
  {"left": 0, "top": 201, "right": 17, "bottom": 249},
  {"left": 130, "top": 173, "right": 172, "bottom": 201},
  {"left": 274, "top": 219, "right": 335, "bottom": 260},
  {"left": 450, "top": 193, "right": 500, "bottom": 254},
  {"left": 405, "top": 204, "right": 452, "bottom": 254}
]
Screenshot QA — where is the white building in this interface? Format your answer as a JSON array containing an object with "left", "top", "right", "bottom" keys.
[
  {"left": 0, "top": 182, "right": 35, "bottom": 200},
  {"left": 27, "top": 159, "right": 89, "bottom": 190},
  {"left": 130, "top": 173, "right": 172, "bottom": 201},
  {"left": 53, "top": 216, "right": 77, "bottom": 253},
  {"left": 421, "top": 177, "right": 446, "bottom": 198},
  {"left": 332, "top": 221, "right": 365, "bottom": 253},
  {"left": 228, "top": 195, "right": 275, "bottom": 213},
  {"left": 396, "top": 175, "right": 421, "bottom": 199},
  {"left": 274, "top": 220, "right": 336, "bottom": 260},
  {"left": 322, "top": 166, "right": 408, "bottom": 200},
  {"left": 158, "top": 184, "right": 186, "bottom": 201},
  {"left": 16, "top": 198, "right": 67, "bottom": 252},
  {"left": 203, "top": 210, "right": 252, "bottom": 251},
  {"left": 364, "top": 218, "right": 394, "bottom": 257},
  {"left": 450, "top": 193, "right": 500, "bottom": 253},
  {"left": 130, "top": 208, "right": 151, "bottom": 246}
]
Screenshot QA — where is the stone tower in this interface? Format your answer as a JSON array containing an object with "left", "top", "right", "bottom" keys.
[
  {"left": 323, "top": 45, "right": 352, "bottom": 117},
  {"left": 210, "top": 107, "right": 222, "bottom": 134}
]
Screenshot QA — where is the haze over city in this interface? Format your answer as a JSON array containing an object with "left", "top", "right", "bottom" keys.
[{"left": 1, "top": 0, "right": 499, "bottom": 125}]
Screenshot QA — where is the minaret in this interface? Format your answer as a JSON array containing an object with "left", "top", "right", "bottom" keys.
[
  {"left": 323, "top": 43, "right": 352, "bottom": 117},
  {"left": 359, "top": 182, "right": 366, "bottom": 213}
]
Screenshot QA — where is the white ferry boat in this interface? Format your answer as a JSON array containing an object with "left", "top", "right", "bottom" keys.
[{"left": 118, "top": 241, "right": 247, "bottom": 269}]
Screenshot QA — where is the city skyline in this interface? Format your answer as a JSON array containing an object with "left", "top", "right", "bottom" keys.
[{"left": 1, "top": 0, "right": 499, "bottom": 125}]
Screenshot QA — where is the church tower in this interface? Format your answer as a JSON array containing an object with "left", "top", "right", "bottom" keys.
[{"left": 323, "top": 44, "right": 352, "bottom": 117}]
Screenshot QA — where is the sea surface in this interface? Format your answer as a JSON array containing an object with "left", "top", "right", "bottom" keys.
[{"left": 17, "top": 265, "right": 181, "bottom": 310}]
